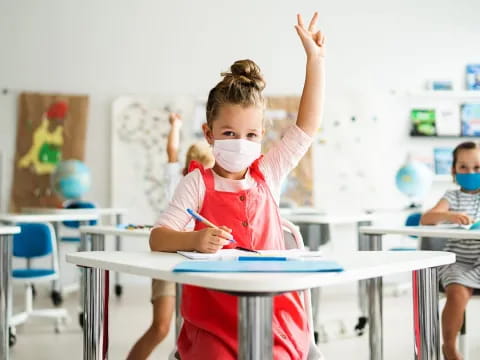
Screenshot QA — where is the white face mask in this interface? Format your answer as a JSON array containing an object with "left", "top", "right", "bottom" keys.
[{"left": 213, "top": 139, "right": 261, "bottom": 173}]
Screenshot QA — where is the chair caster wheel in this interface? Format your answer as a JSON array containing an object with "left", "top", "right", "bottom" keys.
[
  {"left": 9, "top": 328, "right": 16, "bottom": 347},
  {"left": 115, "top": 284, "right": 123, "bottom": 297},
  {"left": 51, "top": 290, "right": 63, "bottom": 306},
  {"left": 354, "top": 316, "right": 368, "bottom": 336}
]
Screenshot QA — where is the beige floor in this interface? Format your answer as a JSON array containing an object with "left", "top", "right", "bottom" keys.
[{"left": 8, "top": 279, "right": 480, "bottom": 360}]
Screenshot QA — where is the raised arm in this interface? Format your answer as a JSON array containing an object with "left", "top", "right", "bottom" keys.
[
  {"left": 166, "top": 113, "right": 182, "bottom": 163},
  {"left": 295, "top": 12, "right": 326, "bottom": 137}
]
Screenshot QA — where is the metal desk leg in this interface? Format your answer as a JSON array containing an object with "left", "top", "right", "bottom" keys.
[
  {"left": 78, "top": 221, "right": 89, "bottom": 327},
  {"left": 412, "top": 268, "right": 439, "bottom": 360},
  {"left": 175, "top": 283, "right": 182, "bottom": 340},
  {"left": 368, "top": 276, "right": 383, "bottom": 360},
  {"left": 0, "top": 235, "right": 12, "bottom": 360},
  {"left": 356, "top": 221, "right": 373, "bottom": 335},
  {"left": 82, "top": 266, "right": 109, "bottom": 360},
  {"left": 114, "top": 214, "right": 123, "bottom": 297},
  {"left": 367, "top": 234, "right": 383, "bottom": 360},
  {"left": 238, "top": 295, "right": 273, "bottom": 360},
  {"left": 310, "top": 223, "right": 328, "bottom": 342},
  {"left": 80, "top": 234, "right": 106, "bottom": 328}
]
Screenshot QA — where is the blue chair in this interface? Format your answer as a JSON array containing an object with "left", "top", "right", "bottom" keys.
[
  {"left": 10, "top": 223, "right": 68, "bottom": 335},
  {"left": 61, "top": 200, "right": 97, "bottom": 243},
  {"left": 389, "top": 212, "right": 422, "bottom": 251}
]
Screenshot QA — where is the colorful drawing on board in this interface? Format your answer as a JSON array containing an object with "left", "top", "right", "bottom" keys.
[
  {"left": 10, "top": 93, "right": 89, "bottom": 212},
  {"left": 18, "top": 101, "right": 67, "bottom": 175}
]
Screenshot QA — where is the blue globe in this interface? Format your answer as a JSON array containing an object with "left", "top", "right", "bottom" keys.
[
  {"left": 52, "top": 160, "right": 91, "bottom": 199},
  {"left": 395, "top": 161, "right": 433, "bottom": 200}
]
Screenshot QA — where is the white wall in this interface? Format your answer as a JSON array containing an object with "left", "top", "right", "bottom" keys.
[{"left": 1, "top": 0, "right": 479, "bottom": 213}]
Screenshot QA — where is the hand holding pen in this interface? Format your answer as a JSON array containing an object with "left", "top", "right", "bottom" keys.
[{"left": 187, "top": 208, "right": 235, "bottom": 253}]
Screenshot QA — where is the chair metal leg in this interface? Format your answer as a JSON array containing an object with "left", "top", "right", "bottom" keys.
[
  {"left": 114, "top": 214, "right": 123, "bottom": 297},
  {"left": 83, "top": 267, "right": 109, "bottom": 360},
  {"left": 51, "top": 222, "right": 62, "bottom": 296},
  {"left": 459, "top": 311, "right": 467, "bottom": 360},
  {"left": 412, "top": 267, "right": 440, "bottom": 360}
]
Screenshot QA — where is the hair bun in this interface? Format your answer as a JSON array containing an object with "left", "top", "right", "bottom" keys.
[{"left": 221, "top": 59, "right": 265, "bottom": 91}]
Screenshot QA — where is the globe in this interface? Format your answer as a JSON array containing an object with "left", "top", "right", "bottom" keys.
[
  {"left": 395, "top": 160, "right": 433, "bottom": 207},
  {"left": 52, "top": 160, "right": 91, "bottom": 199}
]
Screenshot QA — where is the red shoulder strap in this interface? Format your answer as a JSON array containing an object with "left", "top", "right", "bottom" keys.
[
  {"left": 188, "top": 160, "right": 214, "bottom": 190},
  {"left": 249, "top": 156, "right": 266, "bottom": 183}
]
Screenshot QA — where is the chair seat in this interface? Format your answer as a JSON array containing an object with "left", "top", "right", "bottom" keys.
[
  {"left": 61, "top": 236, "right": 81, "bottom": 243},
  {"left": 13, "top": 269, "right": 55, "bottom": 278}
]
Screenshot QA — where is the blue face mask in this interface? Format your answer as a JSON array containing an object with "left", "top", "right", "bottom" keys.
[{"left": 455, "top": 173, "right": 480, "bottom": 191}]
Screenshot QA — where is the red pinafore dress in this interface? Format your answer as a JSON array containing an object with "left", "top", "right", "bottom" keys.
[{"left": 177, "top": 159, "right": 309, "bottom": 359}]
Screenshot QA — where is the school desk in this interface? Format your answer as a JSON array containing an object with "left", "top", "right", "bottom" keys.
[
  {"left": 66, "top": 249, "right": 454, "bottom": 360},
  {"left": 0, "top": 213, "right": 99, "bottom": 305},
  {"left": 21, "top": 207, "right": 128, "bottom": 296}
]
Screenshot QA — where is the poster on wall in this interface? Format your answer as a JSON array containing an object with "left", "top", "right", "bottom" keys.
[
  {"left": 263, "top": 96, "right": 313, "bottom": 207},
  {"left": 10, "top": 92, "right": 89, "bottom": 212}
]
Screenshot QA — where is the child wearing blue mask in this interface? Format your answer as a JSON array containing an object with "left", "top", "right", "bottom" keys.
[{"left": 421, "top": 141, "right": 480, "bottom": 360}]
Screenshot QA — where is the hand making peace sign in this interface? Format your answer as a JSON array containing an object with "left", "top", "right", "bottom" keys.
[{"left": 295, "top": 12, "right": 325, "bottom": 58}]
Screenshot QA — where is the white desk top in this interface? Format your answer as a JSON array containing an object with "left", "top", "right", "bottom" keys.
[
  {"left": 0, "top": 213, "right": 99, "bottom": 223},
  {"left": 22, "top": 207, "right": 128, "bottom": 216},
  {"left": 79, "top": 225, "right": 151, "bottom": 237},
  {"left": 359, "top": 225, "right": 480, "bottom": 239},
  {"left": 0, "top": 226, "right": 21, "bottom": 235},
  {"left": 66, "top": 250, "right": 454, "bottom": 293},
  {"left": 284, "top": 213, "right": 374, "bottom": 225}
]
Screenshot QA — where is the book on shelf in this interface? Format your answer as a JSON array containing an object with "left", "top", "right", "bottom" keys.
[
  {"left": 433, "top": 147, "right": 453, "bottom": 175},
  {"left": 461, "top": 103, "right": 480, "bottom": 136}
]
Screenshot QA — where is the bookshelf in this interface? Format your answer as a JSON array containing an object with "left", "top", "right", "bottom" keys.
[{"left": 404, "top": 90, "right": 480, "bottom": 100}]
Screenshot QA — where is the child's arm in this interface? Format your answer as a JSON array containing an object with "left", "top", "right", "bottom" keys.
[
  {"left": 149, "top": 226, "right": 232, "bottom": 253},
  {"left": 150, "top": 171, "right": 233, "bottom": 253},
  {"left": 166, "top": 113, "right": 182, "bottom": 163},
  {"left": 421, "top": 199, "right": 474, "bottom": 225},
  {"left": 294, "top": 12, "right": 325, "bottom": 137}
]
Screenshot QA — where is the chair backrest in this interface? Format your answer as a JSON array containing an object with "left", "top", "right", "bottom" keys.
[
  {"left": 62, "top": 200, "right": 97, "bottom": 228},
  {"left": 13, "top": 223, "right": 58, "bottom": 266},
  {"left": 405, "top": 212, "right": 422, "bottom": 227},
  {"left": 281, "top": 218, "right": 323, "bottom": 359}
]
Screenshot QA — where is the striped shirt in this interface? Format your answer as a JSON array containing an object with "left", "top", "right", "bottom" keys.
[{"left": 439, "top": 189, "right": 480, "bottom": 289}]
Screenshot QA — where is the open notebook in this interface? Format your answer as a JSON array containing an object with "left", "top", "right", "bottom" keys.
[
  {"left": 177, "top": 249, "right": 324, "bottom": 261},
  {"left": 433, "top": 223, "right": 480, "bottom": 230}
]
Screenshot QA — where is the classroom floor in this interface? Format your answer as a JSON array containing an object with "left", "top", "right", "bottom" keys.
[{"left": 8, "top": 278, "right": 480, "bottom": 360}]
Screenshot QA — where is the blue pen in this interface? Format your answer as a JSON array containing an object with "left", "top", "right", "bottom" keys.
[
  {"left": 238, "top": 256, "right": 288, "bottom": 261},
  {"left": 186, "top": 208, "right": 236, "bottom": 243}
]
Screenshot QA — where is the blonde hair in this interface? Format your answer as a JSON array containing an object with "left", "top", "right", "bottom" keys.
[
  {"left": 206, "top": 59, "right": 266, "bottom": 127},
  {"left": 183, "top": 141, "right": 214, "bottom": 175}
]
